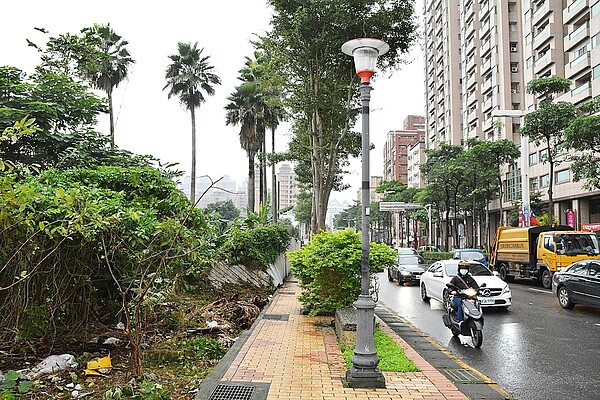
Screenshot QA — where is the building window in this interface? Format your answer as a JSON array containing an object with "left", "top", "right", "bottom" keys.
[
  {"left": 524, "top": 9, "right": 531, "bottom": 21},
  {"left": 529, "top": 152, "right": 538, "bottom": 166},
  {"left": 505, "top": 164, "right": 521, "bottom": 201},
  {"left": 555, "top": 169, "right": 570, "bottom": 184},
  {"left": 593, "top": 64, "right": 600, "bottom": 80},
  {"left": 539, "top": 148, "right": 549, "bottom": 162},
  {"left": 526, "top": 57, "right": 533, "bottom": 68},
  {"left": 540, "top": 174, "right": 550, "bottom": 188},
  {"left": 529, "top": 177, "right": 538, "bottom": 192},
  {"left": 592, "top": 1, "right": 600, "bottom": 18}
]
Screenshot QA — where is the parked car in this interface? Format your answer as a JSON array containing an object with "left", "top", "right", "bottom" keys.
[
  {"left": 452, "top": 248, "right": 488, "bottom": 266},
  {"left": 388, "top": 254, "right": 428, "bottom": 285},
  {"left": 397, "top": 247, "right": 418, "bottom": 255},
  {"left": 552, "top": 259, "right": 600, "bottom": 309},
  {"left": 419, "top": 245, "right": 442, "bottom": 252},
  {"left": 420, "top": 259, "right": 511, "bottom": 309}
]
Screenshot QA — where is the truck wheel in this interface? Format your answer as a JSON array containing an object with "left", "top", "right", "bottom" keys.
[
  {"left": 541, "top": 268, "right": 552, "bottom": 289},
  {"left": 499, "top": 265, "right": 508, "bottom": 281}
]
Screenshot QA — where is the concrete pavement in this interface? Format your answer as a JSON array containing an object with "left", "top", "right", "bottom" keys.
[{"left": 196, "top": 279, "right": 513, "bottom": 400}]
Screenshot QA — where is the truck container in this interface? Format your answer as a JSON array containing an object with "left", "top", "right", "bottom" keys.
[{"left": 489, "top": 225, "right": 600, "bottom": 288}]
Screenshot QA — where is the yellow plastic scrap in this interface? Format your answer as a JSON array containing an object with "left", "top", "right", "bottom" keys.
[{"left": 85, "top": 354, "right": 112, "bottom": 376}]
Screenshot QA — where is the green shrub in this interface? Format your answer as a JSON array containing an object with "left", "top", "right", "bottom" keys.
[
  {"left": 288, "top": 230, "right": 397, "bottom": 315},
  {"left": 418, "top": 251, "right": 453, "bottom": 263},
  {"left": 220, "top": 224, "right": 291, "bottom": 270}
]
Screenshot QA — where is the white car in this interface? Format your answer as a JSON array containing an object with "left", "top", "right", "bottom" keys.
[{"left": 420, "top": 259, "right": 512, "bottom": 309}]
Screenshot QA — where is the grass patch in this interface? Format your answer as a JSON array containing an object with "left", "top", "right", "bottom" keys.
[{"left": 341, "top": 328, "right": 420, "bottom": 372}]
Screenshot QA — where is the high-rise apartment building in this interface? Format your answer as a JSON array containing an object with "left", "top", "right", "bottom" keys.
[
  {"left": 277, "top": 163, "right": 298, "bottom": 213},
  {"left": 424, "top": 0, "right": 600, "bottom": 233}
]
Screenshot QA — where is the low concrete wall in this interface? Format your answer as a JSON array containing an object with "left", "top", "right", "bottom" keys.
[{"left": 208, "top": 239, "right": 300, "bottom": 290}]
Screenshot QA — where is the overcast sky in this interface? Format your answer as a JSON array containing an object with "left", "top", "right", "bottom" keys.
[{"left": 1, "top": 0, "right": 425, "bottom": 204}]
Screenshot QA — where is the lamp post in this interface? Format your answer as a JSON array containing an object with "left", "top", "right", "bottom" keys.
[
  {"left": 424, "top": 204, "right": 432, "bottom": 246},
  {"left": 491, "top": 110, "right": 528, "bottom": 226},
  {"left": 342, "top": 37, "right": 388, "bottom": 389}
]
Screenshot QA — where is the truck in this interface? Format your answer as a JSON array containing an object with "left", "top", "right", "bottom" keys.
[{"left": 488, "top": 225, "right": 600, "bottom": 289}]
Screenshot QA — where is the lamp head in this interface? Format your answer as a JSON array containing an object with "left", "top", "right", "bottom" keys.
[{"left": 342, "top": 38, "right": 390, "bottom": 83}]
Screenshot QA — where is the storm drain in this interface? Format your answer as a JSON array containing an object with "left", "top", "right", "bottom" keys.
[
  {"left": 277, "top": 291, "right": 295, "bottom": 295},
  {"left": 209, "top": 384, "right": 255, "bottom": 400},
  {"left": 263, "top": 313, "right": 289, "bottom": 321},
  {"left": 444, "top": 368, "right": 487, "bottom": 383}
]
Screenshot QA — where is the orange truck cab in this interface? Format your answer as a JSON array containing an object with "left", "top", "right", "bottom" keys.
[{"left": 489, "top": 225, "right": 600, "bottom": 289}]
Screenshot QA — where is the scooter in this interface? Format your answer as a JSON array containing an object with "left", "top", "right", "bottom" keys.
[{"left": 442, "top": 282, "right": 486, "bottom": 348}]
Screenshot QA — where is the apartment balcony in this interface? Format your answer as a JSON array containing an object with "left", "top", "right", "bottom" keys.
[
  {"left": 532, "top": 26, "right": 551, "bottom": 49},
  {"left": 465, "top": 20, "right": 475, "bottom": 38},
  {"left": 563, "top": 0, "right": 588, "bottom": 25},
  {"left": 564, "top": 23, "right": 589, "bottom": 51},
  {"left": 466, "top": 74, "right": 477, "bottom": 89},
  {"left": 565, "top": 52, "right": 591, "bottom": 79},
  {"left": 466, "top": 39, "right": 476, "bottom": 57},
  {"left": 482, "top": 77, "right": 493, "bottom": 93},
  {"left": 481, "top": 40, "right": 491, "bottom": 57},
  {"left": 482, "top": 97, "right": 493, "bottom": 112},
  {"left": 467, "top": 109, "right": 478, "bottom": 124},
  {"left": 464, "top": 1, "right": 475, "bottom": 20},
  {"left": 479, "top": 19, "right": 491, "bottom": 37},
  {"left": 466, "top": 55, "right": 476, "bottom": 72},
  {"left": 533, "top": 50, "right": 555, "bottom": 74},
  {"left": 466, "top": 91, "right": 478, "bottom": 106},
  {"left": 478, "top": 1, "right": 490, "bottom": 20},
  {"left": 532, "top": 1, "right": 551, "bottom": 26},
  {"left": 480, "top": 58, "right": 492, "bottom": 75},
  {"left": 570, "top": 81, "right": 592, "bottom": 104},
  {"left": 482, "top": 117, "right": 494, "bottom": 134}
]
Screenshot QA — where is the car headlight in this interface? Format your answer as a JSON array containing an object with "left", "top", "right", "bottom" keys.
[{"left": 502, "top": 285, "right": 511, "bottom": 294}]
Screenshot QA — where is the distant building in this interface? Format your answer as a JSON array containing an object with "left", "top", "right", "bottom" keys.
[
  {"left": 179, "top": 175, "right": 247, "bottom": 211},
  {"left": 383, "top": 116, "right": 425, "bottom": 184},
  {"left": 326, "top": 198, "right": 350, "bottom": 230},
  {"left": 277, "top": 163, "right": 298, "bottom": 215}
]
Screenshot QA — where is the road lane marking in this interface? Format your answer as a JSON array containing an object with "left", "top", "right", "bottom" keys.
[{"left": 528, "top": 288, "right": 552, "bottom": 294}]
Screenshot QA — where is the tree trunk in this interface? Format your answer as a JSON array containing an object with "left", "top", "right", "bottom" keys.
[
  {"left": 108, "top": 87, "right": 115, "bottom": 148},
  {"left": 247, "top": 152, "right": 256, "bottom": 213},
  {"left": 271, "top": 127, "right": 278, "bottom": 222},
  {"left": 190, "top": 108, "right": 197, "bottom": 205}
]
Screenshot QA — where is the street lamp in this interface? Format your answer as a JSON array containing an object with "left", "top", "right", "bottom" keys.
[
  {"left": 342, "top": 37, "right": 389, "bottom": 389},
  {"left": 491, "top": 110, "right": 528, "bottom": 227},
  {"left": 424, "top": 204, "right": 432, "bottom": 246}
]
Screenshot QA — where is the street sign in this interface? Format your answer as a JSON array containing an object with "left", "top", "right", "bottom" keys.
[{"left": 379, "top": 202, "right": 423, "bottom": 212}]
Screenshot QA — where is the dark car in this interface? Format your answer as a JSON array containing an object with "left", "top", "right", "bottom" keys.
[
  {"left": 452, "top": 248, "right": 488, "bottom": 267},
  {"left": 552, "top": 259, "right": 600, "bottom": 309},
  {"left": 388, "top": 254, "right": 428, "bottom": 285}
]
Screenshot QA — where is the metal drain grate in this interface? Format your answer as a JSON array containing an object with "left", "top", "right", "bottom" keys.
[
  {"left": 263, "top": 314, "right": 289, "bottom": 321},
  {"left": 444, "top": 368, "right": 486, "bottom": 383},
  {"left": 278, "top": 291, "right": 295, "bottom": 295},
  {"left": 209, "top": 384, "right": 255, "bottom": 400}
]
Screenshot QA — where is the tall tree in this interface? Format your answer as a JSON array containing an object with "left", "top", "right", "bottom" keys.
[
  {"left": 521, "top": 77, "right": 577, "bottom": 223},
  {"left": 236, "top": 50, "right": 285, "bottom": 216},
  {"left": 164, "top": 42, "right": 221, "bottom": 204},
  {"left": 225, "top": 82, "right": 264, "bottom": 212},
  {"left": 83, "top": 23, "right": 135, "bottom": 148},
  {"left": 265, "top": 0, "right": 418, "bottom": 233},
  {"left": 564, "top": 97, "right": 600, "bottom": 189}
]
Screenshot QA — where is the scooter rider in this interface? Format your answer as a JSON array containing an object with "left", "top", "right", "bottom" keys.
[{"left": 450, "top": 260, "right": 479, "bottom": 327}]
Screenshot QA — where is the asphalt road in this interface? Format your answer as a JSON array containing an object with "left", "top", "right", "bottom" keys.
[{"left": 376, "top": 271, "right": 600, "bottom": 400}]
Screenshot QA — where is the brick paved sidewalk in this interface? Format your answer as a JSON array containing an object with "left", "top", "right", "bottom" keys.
[{"left": 218, "top": 280, "right": 467, "bottom": 400}]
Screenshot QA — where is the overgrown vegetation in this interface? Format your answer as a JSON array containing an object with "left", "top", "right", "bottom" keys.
[{"left": 288, "top": 230, "right": 396, "bottom": 315}]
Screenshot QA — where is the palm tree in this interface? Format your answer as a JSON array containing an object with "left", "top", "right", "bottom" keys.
[
  {"left": 225, "top": 82, "right": 264, "bottom": 212},
  {"left": 86, "top": 23, "right": 135, "bottom": 148},
  {"left": 164, "top": 42, "right": 221, "bottom": 204},
  {"left": 237, "top": 51, "right": 285, "bottom": 219}
]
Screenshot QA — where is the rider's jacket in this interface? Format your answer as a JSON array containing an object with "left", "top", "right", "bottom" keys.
[{"left": 450, "top": 273, "right": 479, "bottom": 294}]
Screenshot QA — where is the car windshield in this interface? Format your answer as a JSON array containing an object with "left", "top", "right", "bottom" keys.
[
  {"left": 398, "top": 255, "right": 425, "bottom": 265},
  {"left": 555, "top": 234, "right": 600, "bottom": 255},
  {"left": 459, "top": 251, "right": 486, "bottom": 263},
  {"left": 445, "top": 262, "right": 490, "bottom": 277}
]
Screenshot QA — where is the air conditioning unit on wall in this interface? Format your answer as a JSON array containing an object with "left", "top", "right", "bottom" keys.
[
  {"left": 511, "top": 89, "right": 517, "bottom": 94},
  {"left": 511, "top": 66, "right": 518, "bottom": 72},
  {"left": 510, "top": 46, "right": 517, "bottom": 52}
]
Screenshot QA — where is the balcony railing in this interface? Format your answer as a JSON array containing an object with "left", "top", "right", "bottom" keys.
[
  {"left": 568, "top": 0, "right": 584, "bottom": 12},
  {"left": 572, "top": 81, "right": 590, "bottom": 95},
  {"left": 569, "top": 23, "right": 587, "bottom": 40}
]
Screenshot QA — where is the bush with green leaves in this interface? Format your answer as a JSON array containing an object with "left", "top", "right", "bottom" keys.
[
  {"left": 219, "top": 223, "right": 291, "bottom": 270},
  {"left": 0, "top": 166, "right": 220, "bottom": 343},
  {"left": 288, "top": 229, "right": 397, "bottom": 315}
]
